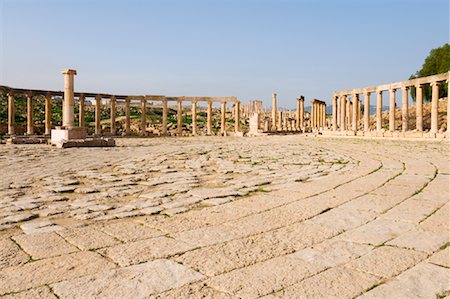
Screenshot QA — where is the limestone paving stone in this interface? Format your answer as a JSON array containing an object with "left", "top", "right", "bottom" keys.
[
  {"left": 0, "top": 251, "right": 115, "bottom": 295},
  {"left": 12, "top": 232, "right": 78, "bottom": 260},
  {"left": 0, "top": 237, "right": 29, "bottom": 269},
  {"left": 0, "top": 286, "right": 57, "bottom": 299},
  {"left": 150, "top": 281, "right": 232, "bottom": 299},
  {"left": 98, "top": 236, "right": 196, "bottom": 266},
  {"left": 51, "top": 259, "right": 205, "bottom": 299},
  {"left": 358, "top": 262, "right": 450, "bottom": 299},
  {"left": 57, "top": 226, "right": 120, "bottom": 250},
  {"left": 345, "top": 246, "right": 428, "bottom": 279},
  {"left": 386, "top": 228, "right": 449, "bottom": 254},
  {"left": 428, "top": 247, "right": 450, "bottom": 268},
  {"left": 99, "top": 220, "right": 164, "bottom": 242}
]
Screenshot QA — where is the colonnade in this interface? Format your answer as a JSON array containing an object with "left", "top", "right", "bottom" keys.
[
  {"left": 310, "top": 99, "right": 326, "bottom": 129},
  {"left": 332, "top": 72, "right": 450, "bottom": 136},
  {"left": 1, "top": 85, "right": 241, "bottom": 137}
]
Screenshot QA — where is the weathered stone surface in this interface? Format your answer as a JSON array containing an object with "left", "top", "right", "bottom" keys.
[
  {"left": 99, "top": 220, "right": 163, "bottom": 242},
  {"left": 428, "top": 247, "right": 450, "bottom": 268},
  {"left": 386, "top": 228, "right": 449, "bottom": 253},
  {"left": 273, "top": 266, "right": 381, "bottom": 298},
  {"left": 0, "top": 286, "right": 57, "bottom": 299},
  {"left": 0, "top": 251, "right": 114, "bottom": 295},
  {"left": 51, "top": 259, "right": 204, "bottom": 298},
  {"left": 359, "top": 263, "right": 450, "bottom": 299},
  {"left": 12, "top": 232, "right": 78, "bottom": 259},
  {"left": 0, "top": 237, "right": 29, "bottom": 269},
  {"left": 20, "top": 221, "right": 65, "bottom": 235},
  {"left": 345, "top": 246, "right": 427, "bottom": 278},
  {"left": 98, "top": 236, "right": 195, "bottom": 266},
  {"left": 150, "top": 282, "right": 232, "bottom": 299},
  {"left": 57, "top": 226, "right": 119, "bottom": 250}
]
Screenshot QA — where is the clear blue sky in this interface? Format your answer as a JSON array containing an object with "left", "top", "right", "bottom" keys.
[{"left": 0, "top": 0, "right": 448, "bottom": 108}]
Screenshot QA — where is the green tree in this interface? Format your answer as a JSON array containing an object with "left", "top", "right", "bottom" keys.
[{"left": 410, "top": 43, "right": 450, "bottom": 102}]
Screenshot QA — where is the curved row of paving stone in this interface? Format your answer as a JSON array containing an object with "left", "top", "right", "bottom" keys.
[{"left": 0, "top": 136, "right": 448, "bottom": 298}]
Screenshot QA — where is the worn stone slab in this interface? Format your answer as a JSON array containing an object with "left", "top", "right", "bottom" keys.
[
  {"left": 358, "top": 262, "right": 450, "bottom": 299},
  {"left": 51, "top": 259, "right": 204, "bottom": 298},
  {"left": 339, "top": 218, "right": 415, "bottom": 246},
  {"left": 0, "top": 251, "right": 114, "bottom": 295},
  {"left": 12, "top": 232, "right": 78, "bottom": 260},
  {"left": 99, "top": 220, "right": 164, "bottom": 242},
  {"left": 19, "top": 221, "right": 65, "bottom": 235},
  {"left": 1, "top": 286, "right": 57, "bottom": 299},
  {"left": 345, "top": 246, "right": 427, "bottom": 279},
  {"left": 274, "top": 266, "right": 381, "bottom": 298},
  {"left": 98, "top": 236, "right": 195, "bottom": 266},
  {"left": 428, "top": 247, "right": 450, "bottom": 268},
  {"left": 0, "top": 237, "right": 29, "bottom": 269},
  {"left": 149, "top": 281, "right": 232, "bottom": 299},
  {"left": 57, "top": 226, "right": 120, "bottom": 250},
  {"left": 386, "top": 228, "right": 449, "bottom": 254}
]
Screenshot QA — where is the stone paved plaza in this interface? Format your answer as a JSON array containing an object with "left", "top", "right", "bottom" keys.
[{"left": 0, "top": 136, "right": 449, "bottom": 298}]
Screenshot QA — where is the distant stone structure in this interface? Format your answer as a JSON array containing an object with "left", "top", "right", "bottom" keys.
[{"left": 331, "top": 72, "right": 450, "bottom": 138}]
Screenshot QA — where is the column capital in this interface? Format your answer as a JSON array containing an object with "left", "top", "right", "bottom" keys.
[
  {"left": 45, "top": 92, "right": 52, "bottom": 98},
  {"left": 110, "top": 95, "right": 116, "bottom": 101},
  {"left": 401, "top": 86, "right": 409, "bottom": 91},
  {"left": 95, "top": 94, "right": 102, "bottom": 100},
  {"left": 364, "top": 90, "right": 370, "bottom": 96},
  {"left": 430, "top": 81, "right": 441, "bottom": 87},
  {"left": 8, "top": 90, "right": 15, "bottom": 96},
  {"left": 62, "top": 69, "right": 77, "bottom": 75},
  {"left": 415, "top": 83, "right": 423, "bottom": 89}
]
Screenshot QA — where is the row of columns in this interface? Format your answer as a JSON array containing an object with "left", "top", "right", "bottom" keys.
[
  {"left": 333, "top": 77, "right": 448, "bottom": 134},
  {"left": 311, "top": 99, "right": 326, "bottom": 129},
  {"left": 5, "top": 91, "right": 241, "bottom": 136}
]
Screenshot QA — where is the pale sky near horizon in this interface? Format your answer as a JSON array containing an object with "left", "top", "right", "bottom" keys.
[{"left": 0, "top": 0, "right": 449, "bottom": 108}]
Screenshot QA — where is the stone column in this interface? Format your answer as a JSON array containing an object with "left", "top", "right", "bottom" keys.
[
  {"left": 191, "top": 99, "right": 197, "bottom": 136},
  {"left": 79, "top": 94, "right": 85, "bottom": 128},
  {"left": 162, "top": 100, "right": 168, "bottom": 135},
  {"left": 234, "top": 101, "right": 240, "bottom": 133},
  {"left": 340, "top": 95, "right": 347, "bottom": 131},
  {"left": 27, "top": 93, "right": 34, "bottom": 135},
  {"left": 296, "top": 97, "right": 301, "bottom": 130},
  {"left": 337, "top": 96, "right": 341, "bottom": 129},
  {"left": 207, "top": 101, "right": 213, "bottom": 135},
  {"left": 430, "top": 82, "right": 440, "bottom": 134},
  {"left": 352, "top": 93, "right": 358, "bottom": 131},
  {"left": 141, "top": 98, "right": 147, "bottom": 135},
  {"left": 310, "top": 100, "right": 315, "bottom": 128},
  {"left": 346, "top": 98, "right": 351, "bottom": 129},
  {"left": 95, "top": 95, "right": 101, "bottom": 135},
  {"left": 44, "top": 93, "right": 52, "bottom": 135},
  {"left": 401, "top": 87, "right": 409, "bottom": 132},
  {"left": 389, "top": 88, "right": 396, "bottom": 132},
  {"left": 416, "top": 84, "right": 423, "bottom": 131},
  {"left": 364, "top": 91, "right": 370, "bottom": 131},
  {"left": 322, "top": 103, "right": 327, "bottom": 128},
  {"left": 7, "top": 91, "right": 15, "bottom": 135},
  {"left": 272, "top": 93, "right": 277, "bottom": 131},
  {"left": 376, "top": 90, "right": 382, "bottom": 131},
  {"left": 177, "top": 100, "right": 183, "bottom": 135},
  {"left": 277, "top": 111, "right": 282, "bottom": 130},
  {"left": 300, "top": 96, "right": 305, "bottom": 130},
  {"left": 62, "top": 69, "right": 77, "bottom": 128},
  {"left": 110, "top": 96, "right": 116, "bottom": 135},
  {"left": 447, "top": 73, "right": 450, "bottom": 135},
  {"left": 220, "top": 101, "right": 227, "bottom": 135},
  {"left": 332, "top": 95, "right": 337, "bottom": 131},
  {"left": 125, "top": 98, "right": 131, "bottom": 135}
]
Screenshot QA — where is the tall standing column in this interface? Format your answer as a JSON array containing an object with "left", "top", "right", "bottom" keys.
[
  {"left": 340, "top": 95, "right": 347, "bottom": 131},
  {"left": 7, "top": 91, "right": 15, "bottom": 135},
  {"left": 300, "top": 96, "right": 305, "bottom": 130},
  {"left": 401, "top": 87, "right": 409, "bottom": 132},
  {"left": 376, "top": 90, "right": 382, "bottom": 131},
  {"left": 234, "top": 101, "right": 240, "bottom": 133},
  {"left": 332, "top": 95, "right": 337, "bottom": 131},
  {"left": 44, "top": 93, "right": 51, "bottom": 135},
  {"left": 162, "top": 100, "right": 168, "bottom": 135},
  {"left": 141, "top": 98, "right": 147, "bottom": 136},
  {"left": 27, "top": 93, "right": 34, "bottom": 135},
  {"left": 296, "top": 97, "right": 301, "bottom": 130},
  {"left": 389, "top": 88, "right": 396, "bottom": 132},
  {"left": 272, "top": 93, "right": 277, "bottom": 131},
  {"left": 177, "top": 100, "right": 183, "bottom": 135},
  {"left": 95, "top": 95, "right": 101, "bottom": 135},
  {"left": 346, "top": 98, "right": 351, "bottom": 129},
  {"left": 79, "top": 94, "right": 85, "bottom": 128},
  {"left": 220, "top": 101, "right": 227, "bottom": 135},
  {"left": 447, "top": 73, "right": 450, "bottom": 135},
  {"left": 62, "top": 69, "right": 77, "bottom": 128},
  {"left": 430, "top": 82, "right": 440, "bottom": 134},
  {"left": 110, "top": 96, "right": 116, "bottom": 135},
  {"left": 352, "top": 93, "right": 358, "bottom": 131},
  {"left": 311, "top": 100, "right": 315, "bottom": 128},
  {"left": 416, "top": 84, "right": 423, "bottom": 131},
  {"left": 191, "top": 100, "right": 197, "bottom": 135},
  {"left": 364, "top": 91, "right": 370, "bottom": 131},
  {"left": 207, "top": 101, "right": 212, "bottom": 135},
  {"left": 125, "top": 98, "right": 131, "bottom": 135},
  {"left": 322, "top": 103, "right": 326, "bottom": 128}
]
